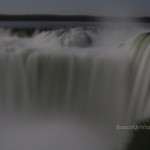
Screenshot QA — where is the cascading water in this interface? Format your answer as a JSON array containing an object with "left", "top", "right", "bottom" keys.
[{"left": 0, "top": 25, "right": 150, "bottom": 150}]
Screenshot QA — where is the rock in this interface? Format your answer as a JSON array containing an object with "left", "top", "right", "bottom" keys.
[{"left": 61, "top": 28, "right": 92, "bottom": 48}]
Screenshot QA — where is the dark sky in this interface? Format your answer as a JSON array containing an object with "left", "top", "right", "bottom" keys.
[{"left": 0, "top": 0, "right": 149, "bottom": 16}]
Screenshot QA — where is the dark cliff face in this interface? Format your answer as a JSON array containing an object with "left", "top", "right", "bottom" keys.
[{"left": 126, "top": 119, "right": 150, "bottom": 150}]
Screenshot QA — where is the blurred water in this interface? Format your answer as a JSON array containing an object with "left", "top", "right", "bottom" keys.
[{"left": 0, "top": 23, "right": 150, "bottom": 149}]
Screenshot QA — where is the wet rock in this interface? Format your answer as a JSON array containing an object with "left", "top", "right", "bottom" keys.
[{"left": 61, "top": 28, "right": 92, "bottom": 48}]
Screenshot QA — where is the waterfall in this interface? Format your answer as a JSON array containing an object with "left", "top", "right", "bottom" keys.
[
  {"left": 126, "top": 32, "right": 150, "bottom": 122},
  {"left": 0, "top": 26, "right": 150, "bottom": 150}
]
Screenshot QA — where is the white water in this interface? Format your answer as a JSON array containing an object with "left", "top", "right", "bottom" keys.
[{"left": 0, "top": 25, "right": 150, "bottom": 150}]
